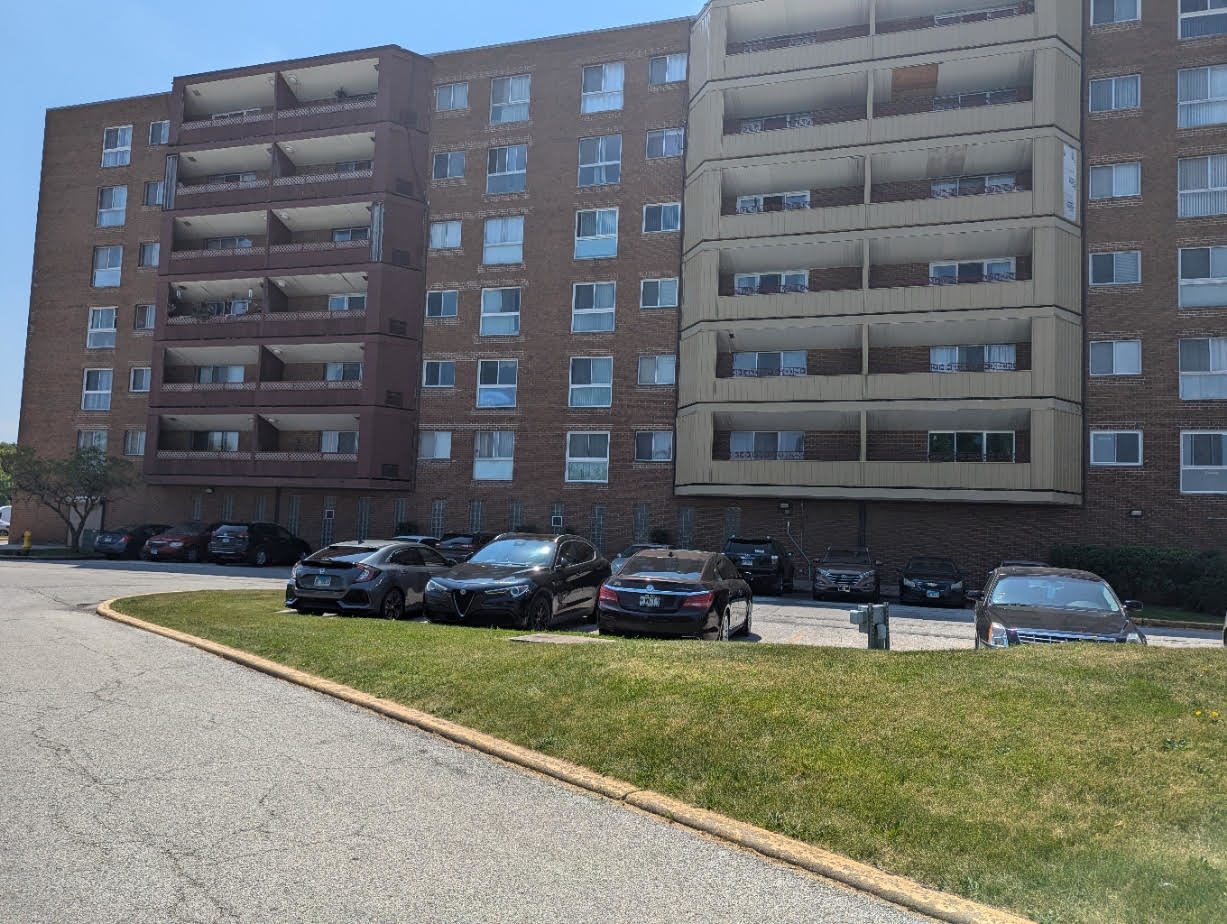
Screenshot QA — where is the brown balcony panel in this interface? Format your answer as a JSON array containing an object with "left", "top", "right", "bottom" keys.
[
  {"left": 269, "top": 169, "right": 375, "bottom": 203},
  {"left": 274, "top": 96, "right": 379, "bottom": 134},
  {"left": 178, "top": 111, "right": 276, "bottom": 145},
  {"left": 160, "top": 309, "right": 371, "bottom": 342},
  {"left": 266, "top": 239, "right": 371, "bottom": 270},
  {"left": 154, "top": 382, "right": 259, "bottom": 409},
  {"left": 147, "top": 450, "right": 364, "bottom": 484},
  {"left": 169, "top": 246, "right": 268, "bottom": 274}
]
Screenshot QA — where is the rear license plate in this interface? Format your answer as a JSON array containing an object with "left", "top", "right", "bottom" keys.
[
  {"left": 839, "top": 585, "right": 851, "bottom": 592},
  {"left": 926, "top": 590, "right": 940, "bottom": 599},
  {"left": 312, "top": 575, "right": 332, "bottom": 588},
  {"left": 639, "top": 594, "right": 661, "bottom": 608}
]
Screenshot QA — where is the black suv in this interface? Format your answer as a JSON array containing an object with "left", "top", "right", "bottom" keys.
[
  {"left": 722, "top": 536, "right": 795, "bottom": 595},
  {"left": 812, "top": 547, "right": 881, "bottom": 601},
  {"left": 208, "top": 522, "right": 311, "bottom": 566}
]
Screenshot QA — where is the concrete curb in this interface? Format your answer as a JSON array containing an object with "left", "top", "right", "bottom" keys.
[{"left": 98, "top": 597, "right": 1033, "bottom": 924}]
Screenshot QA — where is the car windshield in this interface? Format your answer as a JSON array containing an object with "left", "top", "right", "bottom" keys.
[
  {"left": 616, "top": 545, "right": 654, "bottom": 558},
  {"left": 305, "top": 545, "right": 377, "bottom": 565},
  {"left": 469, "top": 539, "right": 555, "bottom": 567},
  {"left": 989, "top": 576, "right": 1121, "bottom": 613},
  {"left": 824, "top": 549, "right": 871, "bottom": 565},
  {"left": 214, "top": 525, "right": 246, "bottom": 536},
  {"left": 726, "top": 540, "right": 772, "bottom": 554},
  {"left": 907, "top": 558, "right": 957, "bottom": 574},
  {"left": 620, "top": 556, "right": 706, "bottom": 581},
  {"left": 165, "top": 522, "right": 204, "bottom": 533},
  {"left": 440, "top": 536, "right": 478, "bottom": 547}
]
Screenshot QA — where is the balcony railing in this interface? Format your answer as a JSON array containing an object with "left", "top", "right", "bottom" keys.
[
  {"left": 162, "top": 382, "right": 257, "bottom": 391},
  {"left": 166, "top": 307, "right": 366, "bottom": 326},
  {"left": 932, "top": 180, "right": 1023, "bottom": 198},
  {"left": 734, "top": 282, "right": 810, "bottom": 296},
  {"left": 157, "top": 450, "right": 254, "bottom": 460},
  {"left": 877, "top": 87, "right": 1029, "bottom": 119},
  {"left": 736, "top": 200, "right": 812, "bottom": 215},
  {"left": 730, "top": 450, "right": 806, "bottom": 461},
  {"left": 181, "top": 95, "right": 376, "bottom": 133},
  {"left": 177, "top": 179, "right": 267, "bottom": 197},
  {"left": 267, "top": 239, "right": 368, "bottom": 255},
  {"left": 272, "top": 168, "right": 373, "bottom": 187},
  {"left": 260, "top": 380, "right": 362, "bottom": 390},
  {"left": 181, "top": 111, "right": 275, "bottom": 132},
  {"left": 253, "top": 451, "right": 358, "bottom": 462},
  {"left": 170, "top": 245, "right": 260, "bottom": 261},
  {"left": 929, "top": 361, "right": 1018, "bottom": 373},
  {"left": 731, "top": 367, "right": 808, "bottom": 378},
  {"left": 727, "top": 23, "right": 870, "bottom": 55},
  {"left": 928, "top": 271, "right": 1017, "bottom": 285},
  {"left": 733, "top": 104, "right": 866, "bottom": 135}
]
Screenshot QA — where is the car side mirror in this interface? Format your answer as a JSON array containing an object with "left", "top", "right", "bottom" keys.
[
  {"left": 1124, "top": 600, "right": 1143, "bottom": 613},
  {"left": 966, "top": 590, "right": 984, "bottom": 601}
]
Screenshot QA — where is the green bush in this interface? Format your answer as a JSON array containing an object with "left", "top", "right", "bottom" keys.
[{"left": 1048, "top": 545, "right": 1227, "bottom": 613}]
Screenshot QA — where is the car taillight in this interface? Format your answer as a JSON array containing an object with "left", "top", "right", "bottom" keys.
[
  {"left": 681, "top": 590, "right": 714, "bottom": 610},
  {"left": 123, "top": 535, "right": 132, "bottom": 542},
  {"left": 353, "top": 565, "right": 380, "bottom": 584},
  {"left": 598, "top": 585, "right": 618, "bottom": 603},
  {"left": 237, "top": 531, "right": 248, "bottom": 539}
]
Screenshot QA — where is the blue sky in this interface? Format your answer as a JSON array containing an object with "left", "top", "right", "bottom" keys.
[{"left": 1, "top": 0, "right": 698, "bottom": 444}]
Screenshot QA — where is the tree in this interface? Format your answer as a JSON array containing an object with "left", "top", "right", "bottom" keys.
[
  {"left": 0, "top": 442, "right": 15, "bottom": 506},
  {"left": 1, "top": 446, "right": 137, "bottom": 551}
]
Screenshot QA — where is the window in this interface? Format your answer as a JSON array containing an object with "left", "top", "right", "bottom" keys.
[
  {"left": 328, "top": 293, "right": 366, "bottom": 312},
  {"left": 336, "top": 159, "right": 373, "bottom": 174},
  {"left": 82, "top": 369, "right": 113, "bottom": 410},
  {"left": 480, "top": 288, "right": 520, "bottom": 335},
  {"left": 1181, "top": 0, "right": 1227, "bottom": 39},
  {"left": 1089, "top": 75, "right": 1140, "bottom": 113},
  {"left": 476, "top": 360, "right": 518, "bottom": 407},
  {"left": 566, "top": 432, "right": 610, "bottom": 482},
  {"left": 78, "top": 429, "right": 108, "bottom": 451},
  {"left": 734, "top": 270, "right": 809, "bottom": 294},
  {"left": 144, "top": 181, "right": 164, "bottom": 206},
  {"left": 569, "top": 356, "right": 613, "bottom": 407},
  {"left": 196, "top": 365, "right": 244, "bottom": 384},
  {"left": 320, "top": 431, "right": 359, "bottom": 454},
  {"left": 87, "top": 308, "right": 117, "bottom": 349},
  {"left": 436, "top": 82, "right": 469, "bottom": 112},
  {"left": 733, "top": 351, "right": 806, "bottom": 377},
  {"left": 204, "top": 235, "right": 253, "bottom": 250},
  {"left": 1089, "top": 340, "right": 1142, "bottom": 376},
  {"left": 575, "top": 208, "right": 618, "bottom": 258},
  {"left": 138, "top": 242, "right": 159, "bottom": 267},
  {"left": 129, "top": 367, "right": 151, "bottom": 393},
  {"left": 202, "top": 300, "right": 250, "bottom": 317},
  {"left": 578, "top": 135, "right": 621, "bottom": 186},
  {"left": 325, "top": 362, "right": 363, "bottom": 382},
  {"left": 134, "top": 304, "right": 155, "bottom": 330},
  {"left": 420, "top": 431, "right": 452, "bottom": 459},
  {"left": 101, "top": 126, "right": 132, "bottom": 167},
  {"left": 474, "top": 431, "right": 515, "bottom": 480},
  {"left": 487, "top": 144, "right": 527, "bottom": 194},
  {"left": 637, "top": 355, "right": 676, "bottom": 385},
  {"left": 148, "top": 120, "right": 169, "bottom": 145},
  {"left": 426, "top": 290, "right": 459, "bottom": 318},
  {"left": 191, "top": 431, "right": 239, "bottom": 452},
  {"left": 491, "top": 74, "right": 530, "bottom": 123},
  {"left": 423, "top": 361, "right": 455, "bottom": 388},
  {"left": 1088, "top": 162, "right": 1141, "bottom": 199},
  {"left": 430, "top": 221, "right": 461, "bottom": 249},
  {"left": 929, "top": 345, "right": 1017, "bottom": 373},
  {"left": 649, "top": 53, "right": 687, "bottom": 85},
  {"left": 482, "top": 216, "right": 524, "bottom": 264},
  {"left": 123, "top": 429, "right": 145, "bottom": 456},
  {"left": 332, "top": 227, "right": 369, "bottom": 243},
  {"left": 572, "top": 282, "right": 616, "bottom": 332},
  {"left": 643, "top": 203, "right": 681, "bottom": 233},
  {"left": 1090, "top": 431, "right": 1142, "bottom": 466},
  {"left": 635, "top": 431, "right": 673, "bottom": 462},
  {"left": 211, "top": 108, "right": 261, "bottom": 120},
  {"left": 1179, "top": 154, "right": 1227, "bottom": 216},
  {"left": 645, "top": 127, "right": 685, "bottom": 160},
  {"left": 931, "top": 174, "right": 1020, "bottom": 198},
  {"left": 92, "top": 246, "right": 122, "bottom": 287},
  {"left": 929, "top": 258, "right": 1015, "bottom": 285},
  {"left": 641, "top": 278, "right": 679, "bottom": 308},
  {"left": 1089, "top": 251, "right": 1141, "bottom": 286},
  {"left": 1180, "top": 246, "right": 1227, "bottom": 306},
  {"left": 208, "top": 171, "right": 258, "bottom": 184},
  {"left": 97, "top": 187, "right": 127, "bottom": 226},
  {"left": 1091, "top": 0, "right": 1140, "bottom": 24},
  {"left": 1180, "top": 337, "right": 1227, "bottom": 398},
  {"left": 927, "top": 431, "right": 1016, "bottom": 462},
  {"left": 1178, "top": 66, "right": 1227, "bottom": 127},
  {"left": 736, "top": 191, "right": 811, "bottom": 213},
  {"left": 1182, "top": 432, "right": 1227, "bottom": 492},
  {"left": 730, "top": 431, "right": 804, "bottom": 461},
  {"left": 581, "top": 62, "right": 624, "bottom": 113},
  {"left": 432, "top": 151, "right": 466, "bottom": 180}
]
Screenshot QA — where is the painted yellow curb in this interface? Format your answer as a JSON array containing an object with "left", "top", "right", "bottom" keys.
[{"left": 98, "top": 597, "right": 1033, "bottom": 924}]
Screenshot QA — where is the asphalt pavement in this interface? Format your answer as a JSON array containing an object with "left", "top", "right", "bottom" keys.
[{"left": 0, "top": 559, "right": 927, "bottom": 922}]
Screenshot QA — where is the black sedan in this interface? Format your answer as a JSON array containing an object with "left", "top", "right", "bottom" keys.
[
  {"left": 898, "top": 556, "right": 965, "bottom": 606},
  {"left": 424, "top": 533, "right": 610, "bottom": 630},
  {"left": 95, "top": 523, "right": 170, "bottom": 559},
  {"left": 970, "top": 566, "right": 1146, "bottom": 648},
  {"left": 287, "top": 540, "right": 453, "bottom": 619},
  {"left": 597, "top": 549, "right": 753, "bottom": 641}
]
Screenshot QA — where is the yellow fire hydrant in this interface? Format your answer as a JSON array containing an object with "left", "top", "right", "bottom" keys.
[{"left": 22, "top": 530, "right": 33, "bottom": 556}]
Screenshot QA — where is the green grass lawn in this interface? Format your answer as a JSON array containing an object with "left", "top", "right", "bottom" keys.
[
  {"left": 115, "top": 591, "right": 1226, "bottom": 924},
  {"left": 1137, "top": 605, "right": 1225, "bottom": 626}
]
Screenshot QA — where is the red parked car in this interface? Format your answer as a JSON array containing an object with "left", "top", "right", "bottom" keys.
[{"left": 141, "top": 521, "right": 224, "bottom": 563}]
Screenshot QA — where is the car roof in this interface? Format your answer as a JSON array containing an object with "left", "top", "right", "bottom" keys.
[
  {"left": 991, "top": 565, "right": 1106, "bottom": 582},
  {"left": 629, "top": 548, "right": 712, "bottom": 562},
  {"left": 726, "top": 535, "right": 776, "bottom": 543},
  {"left": 491, "top": 532, "right": 589, "bottom": 543},
  {"left": 326, "top": 539, "right": 401, "bottom": 549}
]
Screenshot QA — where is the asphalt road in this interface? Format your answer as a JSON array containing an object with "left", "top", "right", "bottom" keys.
[{"left": 0, "top": 559, "right": 926, "bottom": 923}]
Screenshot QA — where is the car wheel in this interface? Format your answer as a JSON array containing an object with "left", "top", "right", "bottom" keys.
[
  {"left": 525, "top": 592, "right": 553, "bottom": 631},
  {"left": 253, "top": 548, "right": 269, "bottom": 567},
  {"left": 186, "top": 548, "right": 200, "bottom": 563},
  {"left": 380, "top": 588, "right": 405, "bottom": 621},
  {"left": 735, "top": 603, "right": 753, "bottom": 637}
]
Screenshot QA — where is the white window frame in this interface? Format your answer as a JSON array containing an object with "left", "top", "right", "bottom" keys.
[
  {"left": 1179, "top": 65, "right": 1227, "bottom": 129},
  {"left": 1089, "top": 75, "right": 1141, "bottom": 113},
  {"left": 327, "top": 293, "right": 366, "bottom": 312},
  {"left": 476, "top": 360, "right": 518, "bottom": 408},
  {"left": 192, "top": 430, "right": 240, "bottom": 452},
  {"left": 646, "top": 127, "right": 685, "bottom": 159},
  {"left": 1088, "top": 340, "right": 1142, "bottom": 376},
  {"left": 1088, "top": 251, "right": 1141, "bottom": 286},
  {"left": 1179, "top": 337, "right": 1227, "bottom": 398},
  {"left": 432, "top": 150, "right": 466, "bottom": 180},
  {"left": 634, "top": 431, "right": 674, "bottom": 462},
  {"left": 138, "top": 242, "right": 159, "bottom": 267},
  {"left": 1181, "top": 431, "right": 1227, "bottom": 493},
  {"left": 640, "top": 278, "right": 679, "bottom": 308},
  {"left": 324, "top": 362, "right": 363, "bottom": 382},
  {"left": 482, "top": 216, "right": 524, "bottom": 265},
  {"left": 574, "top": 208, "right": 619, "bottom": 259},
  {"left": 1178, "top": 154, "right": 1227, "bottom": 217},
  {"left": 426, "top": 290, "right": 459, "bottom": 319},
  {"left": 637, "top": 355, "right": 676, "bottom": 386},
  {"left": 101, "top": 125, "right": 132, "bottom": 167},
  {"left": 1090, "top": 431, "right": 1143, "bottom": 466},
  {"left": 487, "top": 144, "right": 528, "bottom": 194},
  {"left": 648, "top": 53, "right": 688, "bottom": 86},
  {"left": 331, "top": 227, "right": 369, "bottom": 243},
  {"left": 419, "top": 431, "right": 452, "bottom": 460},
  {"left": 87, "top": 307, "right": 117, "bottom": 349},
  {"left": 429, "top": 220, "right": 462, "bottom": 250},
  {"left": 196, "top": 365, "right": 244, "bottom": 384},
  {"left": 97, "top": 186, "right": 127, "bottom": 226},
  {"left": 581, "top": 62, "right": 624, "bottom": 113},
  {"left": 571, "top": 282, "right": 616, "bottom": 333},
  {"left": 148, "top": 120, "right": 170, "bottom": 145},
  {"left": 729, "top": 431, "right": 805, "bottom": 461},
  {"left": 732, "top": 351, "right": 808, "bottom": 377},
  {"left": 1179, "top": 245, "right": 1227, "bottom": 306},
  {"left": 643, "top": 202, "right": 681, "bottom": 233},
  {"left": 565, "top": 431, "right": 611, "bottom": 483},
  {"left": 144, "top": 181, "right": 164, "bottom": 206},
  {"left": 123, "top": 429, "right": 146, "bottom": 456},
  {"left": 436, "top": 82, "right": 469, "bottom": 112},
  {"left": 92, "top": 246, "right": 122, "bottom": 287},
  {"left": 423, "top": 361, "right": 456, "bottom": 388},
  {"left": 568, "top": 356, "right": 613, "bottom": 407},
  {"left": 578, "top": 135, "right": 621, "bottom": 187},
  {"left": 1088, "top": 162, "right": 1141, "bottom": 200},
  {"left": 490, "top": 74, "right": 530, "bottom": 124},
  {"left": 1090, "top": 0, "right": 1140, "bottom": 26},
  {"left": 734, "top": 270, "right": 809, "bottom": 295},
  {"left": 928, "top": 258, "right": 1016, "bottom": 285},
  {"left": 1180, "top": 1, "right": 1227, "bottom": 39},
  {"left": 134, "top": 304, "right": 155, "bottom": 330},
  {"left": 82, "top": 368, "right": 113, "bottom": 411},
  {"left": 320, "top": 431, "right": 359, "bottom": 454},
  {"left": 473, "top": 431, "right": 515, "bottom": 481},
  {"left": 129, "top": 367, "right": 151, "bottom": 393},
  {"left": 78, "top": 429, "right": 108, "bottom": 451},
  {"left": 479, "top": 288, "right": 521, "bottom": 336}
]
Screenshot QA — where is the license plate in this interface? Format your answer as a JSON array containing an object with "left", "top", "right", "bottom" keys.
[
  {"left": 639, "top": 594, "right": 661, "bottom": 608},
  {"left": 149, "top": 549, "right": 159, "bottom": 556},
  {"left": 839, "top": 585, "right": 851, "bottom": 593},
  {"left": 312, "top": 575, "right": 332, "bottom": 588},
  {"left": 926, "top": 590, "right": 940, "bottom": 599}
]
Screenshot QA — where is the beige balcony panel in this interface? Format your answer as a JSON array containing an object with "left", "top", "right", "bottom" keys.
[{"left": 719, "top": 119, "right": 874, "bottom": 163}]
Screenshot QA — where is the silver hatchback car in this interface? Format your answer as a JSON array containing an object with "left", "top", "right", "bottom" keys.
[{"left": 286, "top": 540, "right": 453, "bottom": 619}]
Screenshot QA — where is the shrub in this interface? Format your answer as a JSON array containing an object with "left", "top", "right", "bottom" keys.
[{"left": 1048, "top": 545, "right": 1227, "bottom": 613}]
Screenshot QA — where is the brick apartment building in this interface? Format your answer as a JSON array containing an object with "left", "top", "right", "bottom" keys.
[{"left": 15, "top": 0, "right": 1227, "bottom": 575}]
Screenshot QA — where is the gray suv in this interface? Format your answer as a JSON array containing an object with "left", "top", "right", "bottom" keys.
[{"left": 287, "top": 540, "right": 453, "bottom": 619}]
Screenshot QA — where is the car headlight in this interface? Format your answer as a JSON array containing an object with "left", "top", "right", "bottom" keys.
[
  {"left": 951, "top": 581, "right": 963, "bottom": 591},
  {"left": 988, "top": 621, "right": 1010, "bottom": 648},
  {"left": 770, "top": 555, "right": 779, "bottom": 563},
  {"left": 291, "top": 563, "right": 302, "bottom": 579},
  {"left": 902, "top": 578, "right": 916, "bottom": 588},
  {"left": 507, "top": 583, "right": 533, "bottom": 598},
  {"left": 425, "top": 579, "right": 445, "bottom": 593},
  {"left": 1126, "top": 631, "right": 1146, "bottom": 645},
  {"left": 856, "top": 571, "right": 875, "bottom": 585},
  {"left": 815, "top": 569, "right": 832, "bottom": 582}
]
